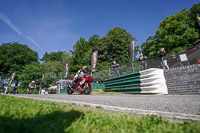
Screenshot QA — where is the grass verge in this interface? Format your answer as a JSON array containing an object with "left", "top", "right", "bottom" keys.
[
  {"left": 70, "top": 89, "right": 123, "bottom": 95},
  {"left": 0, "top": 94, "right": 199, "bottom": 133},
  {"left": 91, "top": 89, "right": 123, "bottom": 94}
]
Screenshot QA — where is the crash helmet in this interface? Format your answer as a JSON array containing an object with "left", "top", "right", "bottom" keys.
[{"left": 83, "top": 66, "right": 88, "bottom": 71}]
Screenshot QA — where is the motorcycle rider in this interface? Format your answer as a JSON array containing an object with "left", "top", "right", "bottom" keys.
[
  {"left": 73, "top": 66, "right": 88, "bottom": 88},
  {"left": 28, "top": 81, "right": 36, "bottom": 94}
]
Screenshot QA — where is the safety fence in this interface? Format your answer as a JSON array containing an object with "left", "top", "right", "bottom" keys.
[
  {"left": 92, "top": 83, "right": 105, "bottom": 89},
  {"left": 104, "top": 68, "right": 168, "bottom": 94}
]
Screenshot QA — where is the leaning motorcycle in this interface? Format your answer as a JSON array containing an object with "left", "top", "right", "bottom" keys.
[{"left": 67, "top": 73, "right": 93, "bottom": 95}]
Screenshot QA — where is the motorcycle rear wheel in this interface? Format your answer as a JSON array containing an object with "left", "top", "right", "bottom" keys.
[{"left": 83, "top": 83, "right": 92, "bottom": 95}]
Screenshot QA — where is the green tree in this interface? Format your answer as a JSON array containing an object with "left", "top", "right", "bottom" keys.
[
  {"left": 96, "top": 27, "right": 138, "bottom": 69},
  {"left": 70, "top": 27, "right": 138, "bottom": 72},
  {"left": 43, "top": 61, "right": 63, "bottom": 86},
  {"left": 18, "top": 62, "right": 44, "bottom": 92},
  {"left": 70, "top": 35, "right": 100, "bottom": 73},
  {"left": 41, "top": 51, "right": 71, "bottom": 85},
  {"left": 0, "top": 42, "right": 39, "bottom": 79},
  {"left": 189, "top": 3, "right": 200, "bottom": 34},
  {"left": 141, "top": 4, "right": 200, "bottom": 56},
  {"left": 41, "top": 51, "right": 70, "bottom": 64},
  {"left": 70, "top": 37, "right": 90, "bottom": 72}
]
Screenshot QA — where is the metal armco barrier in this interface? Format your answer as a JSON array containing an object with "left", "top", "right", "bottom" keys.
[
  {"left": 92, "top": 83, "right": 105, "bottom": 89},
  {"left": 104, "top": 68, "right": 168, "bottom": 94}
]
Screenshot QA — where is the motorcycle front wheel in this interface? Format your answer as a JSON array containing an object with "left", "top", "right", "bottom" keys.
[
  {"left": 67, "top": 85, "right": 74, "bottom": 95},
  {"left": 83, "top": 83, "right": 92, "bottom": 95}
]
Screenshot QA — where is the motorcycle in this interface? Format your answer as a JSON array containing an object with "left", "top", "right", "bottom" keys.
[{"left": 67, "top": 73, "right": 93, "bottom": 95}]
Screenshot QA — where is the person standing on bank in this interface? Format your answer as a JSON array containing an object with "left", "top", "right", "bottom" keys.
[
  {"left": 28, "top": 81, "right": 36, "bottom": 94},
  {"left": 111, "top": 61, "right": 120, "bottom": 77},
  {"left": 157, "top": 48, "right": 169, "bottom": 70},
  {"left": 138, "top": 52, "right": 147, "bottom": 70}
]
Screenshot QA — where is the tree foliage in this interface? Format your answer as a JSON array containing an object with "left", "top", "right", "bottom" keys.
[
  {"left": 70, "top": 27, "right": 139, "bottom": 73},
  {"left": 70, "top": 35, "right": 100, "bottom": 72},
  {"left": 0, "top": 42, "right": 39, "bottom": 78},
  {"left": 43, "top": 61, "right": 63, "bottom": 86},
  {"left": 18, "top": 62, "right": 44, "bottom": 90},
  {"left": 141, "top": 4, "right": 200, "bottom": 56},
  {"left": 41, "top": 51, "right": 70, "bottom": 64},
  {"left": 41, "top": 51, "right": 71, "bottom": 86},
  {"left": 97, "top": 27, "right": 138, "bottom": 64},
  {"left": 189, "top": 3, "right": 200, "bottom": 34}
]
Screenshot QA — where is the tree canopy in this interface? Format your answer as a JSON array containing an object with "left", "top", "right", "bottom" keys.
[
  {"left": 70, "top": 27, "right": 139, "bottom": 72},
  {"left": 97, "top": 27, "right": 138, "bottom": 64},
  {"left": 70, "top": 35, "right": 100, "bottom": 72},
  {"left": 18, "top": 62, "right": 44, "bottom": 90},
  {"left": 141, "top": 3, "right": 200, "bottom": 56},
  {"left": 41, "top": 51, "right": 71, "bottom": 86},
  {"left": 41, "top": 51, "right": 70, "bottom": 64},
  {"left": 0, "top": 42, "right": 39, "bottom": 78}
]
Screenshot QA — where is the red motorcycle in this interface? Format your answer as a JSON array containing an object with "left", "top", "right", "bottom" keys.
[{"left": 67, "top": 73, "right": 93, "bottom": 95}]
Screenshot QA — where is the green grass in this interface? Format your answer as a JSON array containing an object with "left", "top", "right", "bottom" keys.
[
  {"left": 0, "top": 95, "right": 199, "bottom": 133},
  {"left": 91, "top": 89, "right": 123, "bottom": 94}
]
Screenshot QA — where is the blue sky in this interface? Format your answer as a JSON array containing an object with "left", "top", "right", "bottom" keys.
[{"left": 0, "top": 0, "right": 199, "bottom": 58}]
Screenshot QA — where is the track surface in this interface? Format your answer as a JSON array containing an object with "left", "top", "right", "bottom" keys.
[{"left": 7, "top": 94, "right": 200, "bottom": 121}]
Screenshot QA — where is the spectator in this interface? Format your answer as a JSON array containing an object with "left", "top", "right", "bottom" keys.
[
  {"left": 158, "top": 48, "right": 169, "bottom": 70},
  {"left": 138, "top": 52, "right": 147, "bottom": 70},
  {"left": 111, "top": 61, "right": 120, "bottom": 77},
  {"left": 28, "top": 81, "right": 36, "bottom": 94}
]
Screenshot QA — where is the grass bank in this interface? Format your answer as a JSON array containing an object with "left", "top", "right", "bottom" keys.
[{"left": 0, "top": 94, "right": 199, "bottom": 133}]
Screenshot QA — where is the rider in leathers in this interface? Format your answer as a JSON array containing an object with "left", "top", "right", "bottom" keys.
[{"left": 73, "top": 66, "right": 88, "bottom": 88}]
